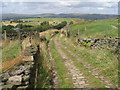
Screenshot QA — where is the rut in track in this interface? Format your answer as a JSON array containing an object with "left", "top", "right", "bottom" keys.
[
  {"left": 54, "top": 36, "right": 90, "bottom": 88},
  {"left": 58, "top": 36, "right": 117, "bottom": 88}
]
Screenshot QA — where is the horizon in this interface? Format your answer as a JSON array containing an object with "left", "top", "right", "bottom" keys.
[{"left": 2, "top": 13, "right": 118, "bottom": 15}]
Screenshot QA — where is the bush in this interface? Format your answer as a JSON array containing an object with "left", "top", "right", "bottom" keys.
[
  {"left": 2, "top": 25, "right": 16, "bottom": 34},
  {"left": 15, "top": 24, "right": 33, "bottom": 29}
]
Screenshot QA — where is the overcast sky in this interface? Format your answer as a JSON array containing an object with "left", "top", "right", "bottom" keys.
[{"left": 1, "top": 0, "right": 120, "bottom": 15}]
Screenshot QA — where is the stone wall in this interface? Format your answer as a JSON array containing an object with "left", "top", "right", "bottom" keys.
[
  {"left": 1, "top": 59, "right": 34, "bottom": 89},
  {"left": 77, "top": 37, "right": 119, "bottom": 52},
  {"left": 1, "top": 44, "right": 39, "bottom": 89},
  {"left": 21, "top": 37, "right": 31, "bottom": 51}
]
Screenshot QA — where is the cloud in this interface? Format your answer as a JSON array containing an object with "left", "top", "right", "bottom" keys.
[
  {"left": 2, "top": 0, "right": 120, "bottom": 2},
  {"left": 1, "top": 1, "right": 118, "bottom": 15},
  {"left": 58, "top": 1, "right": 80, "bottom": 7},
  {"left": 59, "top": 1, "right": 72, "bottom": 6},
  {"left": 98, "top": 8, "right": 104, "bottom": 10}
]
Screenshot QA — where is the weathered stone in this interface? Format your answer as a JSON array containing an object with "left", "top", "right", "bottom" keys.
[
  {"left": 7, "top": 75, "right": 22, "bottom": 85},
  {"left": 24, "top": 45, "right": 38, "bottom": 56},
  {"left": 23, "top": 56, "right": 33, "bottom": 62},
  {"left": 17, "top": 85, "right": 28, "bottom": 89},
  {"left": 1, "top": 73, "right": 10, "bottom": 82},
  {"left": 79, "top": 81, "right": 85, "bottom": 85},
  {"left": 0, "top": 82, "right": 5, "bottom": 85},
  {"left": 77, "top": 76, "right": 85, "bottom": 79},
  {"left": 10, "top": 69, "right": 25, "bottom": 76},
  {"left": 25, "top": 81, "right": 29, "bottom": 85},
  {"left": 105, "top": 86, "right": 110, "bottom": 88},
  {"left": 2, "top": 84, "right": 13, "bottom": 89},
  {"left": 22, "top": 75, "right": 29, "bottom": 82},
  {"left": 24, "top": 70, "right": 31, "bottom": 75}
]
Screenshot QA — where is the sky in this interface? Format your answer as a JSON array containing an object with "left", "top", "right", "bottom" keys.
[{"left": 1, "top": 0, "right": 120, "bottom": 15}]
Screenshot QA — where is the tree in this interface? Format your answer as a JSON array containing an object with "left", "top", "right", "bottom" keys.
[{"left": 53, "top": 21, "right": 67, "bottom": 30}]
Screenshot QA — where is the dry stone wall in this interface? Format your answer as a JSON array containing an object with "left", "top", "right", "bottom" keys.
[
  {"left": 1, "top": 59, "right": 34, "bottom": 89},
  {"left": 78, "top": 37, "right": 119, "bottom": 53},
  {"left": 1, "top": 39, "right": 39, "bottom": 89}
]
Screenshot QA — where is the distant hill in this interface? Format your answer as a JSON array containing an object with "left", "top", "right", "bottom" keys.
[
  {"left": 2, "top": 14, "right": 37, "bottom": 20},
  {"left": 40, "top": 14, "right": 118, "bottom": 20},
  {"left": 2, "top": 13, "right": 118, "bottom": 20}
]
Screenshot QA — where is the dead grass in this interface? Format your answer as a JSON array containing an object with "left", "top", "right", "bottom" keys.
[
  {"left": 111, "top": 25, "right": 117, "bottom": 29},
  {"left": 39, "top": 29, "right": 60, "bottom": 36},
  {"left": 2, "top": 56, "right": 23, "bottom": 72}
]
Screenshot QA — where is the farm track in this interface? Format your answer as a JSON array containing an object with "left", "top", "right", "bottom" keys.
[
  {"left": 57, "top": 35, "right": 117, "bottom": 88},
  {"left": 49, "top": 34, "right": 118, "bottom": 88},
  {"left": 53, "top": 36, "right": 90, "bottom": 88}
]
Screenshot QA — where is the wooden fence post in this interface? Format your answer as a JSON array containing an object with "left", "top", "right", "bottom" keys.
[
  {"left": 18, "top": 30, "right": 22, "bottom": 51},
  {"left": 78, "top": 29, "right": 80, "bottom": 36},
  {"left": 66, "top": 30, "right": 67, "bottom": 37},
  {"left": 68, "top": 28, "right": 70, "bottom": 37},
  {"left": 85, "top": 26, "right": 86, "bottom": 31},
  {"left": 4, "top": 30, "right": 7, "bottom": 43},
  {"left": 18, "top": 31, "right": 20, "bottom": 41}
]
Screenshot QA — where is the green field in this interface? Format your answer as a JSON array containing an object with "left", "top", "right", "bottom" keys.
[
  {"left": 69, "top": 18, "right": 118, "bottom": 38},
  {"left": 2, "top": 18, "right": 88, "bottom": 26},
  {"left": 2, "top": 40, "right": 21, "bottom": 62}
]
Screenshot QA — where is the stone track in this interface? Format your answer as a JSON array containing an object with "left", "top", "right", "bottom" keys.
[{"left": 54, "top": 36, "right": 89, "bottom": 88}]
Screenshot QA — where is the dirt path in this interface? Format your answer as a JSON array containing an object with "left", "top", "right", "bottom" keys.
[
  {"left": 53, "top": 36, "right": 89, "bottom": 88},
  {"left": 58, "top": 36, "right": 117, "bottom": 88}
]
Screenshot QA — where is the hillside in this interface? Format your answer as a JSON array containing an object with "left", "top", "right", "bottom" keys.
[
  {"left": 41, "top": 14, "right": 118, "bottom": 20},
  {"left": 68, "top": 18, "right": 118, "bottom": 38},
  {"left": 2, "top": 14, "right": 37, "bottom": 20}
]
